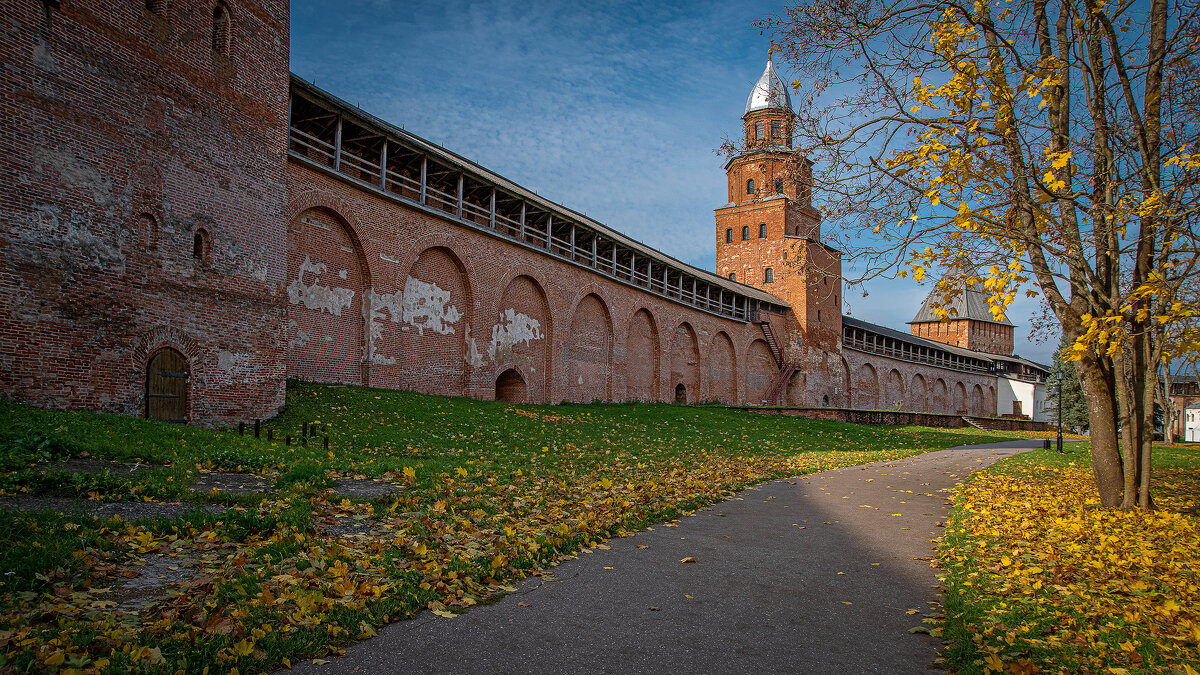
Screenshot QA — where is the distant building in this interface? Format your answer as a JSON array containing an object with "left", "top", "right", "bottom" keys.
[{"left": 1185, "top": 403, "right": 1200, "bottom": 443}]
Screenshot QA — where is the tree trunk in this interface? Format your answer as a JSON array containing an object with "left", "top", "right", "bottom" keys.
[{"left": 1075, "top": 351, "right": 1124, "bottom": 505}]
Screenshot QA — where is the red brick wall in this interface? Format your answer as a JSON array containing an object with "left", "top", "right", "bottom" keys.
[
  {"left": 911, "top": 319, "right": 1014, "bottom": 355},
  {"left": 624, "top": 309, "right": 659, "bottom": 401},
  {"left": 845, "top": 349, "right": 996, "bottom": 416},
  {"left": 669, "top": 323, "right": 700, "bottom": 403},
  {"left": 284, "top": 162, "right": 802, "bottom": 407},
  {"left": 0, "top": 0, "right": 289, "bottom": 426}
]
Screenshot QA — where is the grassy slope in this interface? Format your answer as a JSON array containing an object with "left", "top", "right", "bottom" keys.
[{"left": 0, "top": 383, "right": 1018, "bottom": 673}]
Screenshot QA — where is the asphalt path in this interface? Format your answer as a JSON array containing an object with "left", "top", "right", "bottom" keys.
[{"left": 290, "top": 440, "right": 1071, "bottom": 674}]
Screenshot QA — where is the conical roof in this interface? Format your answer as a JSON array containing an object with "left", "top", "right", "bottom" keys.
[{"left": 745, "top": 59, "right": 792, "bottom": 113}]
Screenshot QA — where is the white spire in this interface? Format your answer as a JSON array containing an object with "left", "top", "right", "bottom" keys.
[{"left": 745, "top": 58, "right": 792, "bottom": 113}]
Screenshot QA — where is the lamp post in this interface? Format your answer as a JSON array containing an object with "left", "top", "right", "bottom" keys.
[{"left": 1055, "top": 371, "right": 1064, "bottom": 453}]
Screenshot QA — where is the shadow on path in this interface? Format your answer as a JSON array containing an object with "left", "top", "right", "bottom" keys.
[{"left": 288, "top": 440, "right": 1075, "bottom": 674}]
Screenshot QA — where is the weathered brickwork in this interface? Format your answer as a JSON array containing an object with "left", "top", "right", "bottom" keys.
[
  {"left": 0, "top": 1, "right": 289, "bottom": 426},
  {"left": 911, "top": 318, "right": 1015, "bottom": 355},
  {"left": 284, "top": 164, "right": 786, "bottom": 406},
  {"left": 843, "top": 350, "right": 996, "bottom": 416}
]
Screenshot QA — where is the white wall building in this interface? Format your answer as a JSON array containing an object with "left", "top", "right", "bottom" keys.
[{"left": 1187, "top": 403, "right": 1200, "bottom": 443}]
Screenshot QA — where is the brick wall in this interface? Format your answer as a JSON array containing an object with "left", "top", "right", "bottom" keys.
[
  {"left": 911, "top": 318, "right": 1015, "bottom": 355},
  {"left": 843, "top": 349, "right": 996, "bottom": 416},
  {"left": 285, "top": 162, "right": 803, "bottom": 406},
  {"left": 0, "top": 0, "right": 289, "bottom": 426}
]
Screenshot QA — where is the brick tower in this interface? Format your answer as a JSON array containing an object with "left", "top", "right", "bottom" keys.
[{"left": 716, "top": 59, "right": 842, "bottom": 350}]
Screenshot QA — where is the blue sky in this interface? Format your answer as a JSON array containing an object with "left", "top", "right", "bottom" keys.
[{"left": 290, "top": 0, "right": 1056, "bottom": 365}]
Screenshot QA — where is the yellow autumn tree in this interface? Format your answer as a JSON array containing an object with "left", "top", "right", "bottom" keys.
[{"left": 760, "top": 0, "right": 1200, "bottom": 508}]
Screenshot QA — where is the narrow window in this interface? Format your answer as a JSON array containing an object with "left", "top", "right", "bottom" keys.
[
  {"left": 741, "top": 226, "right": 750, "bottom": 241},
  {"left": 725, "top": 228, "right": 733, "bottom": 243},
  {"left": 146, "top": 0, "right": 168, "bottom": 15},
  {"left": 193, "top": 228, "right": 210, "bottom": 263},
  {"left": 775, "top": 178, "right": 784, "bottom": 193},
  {"left": 212, "top": 3, "right": 230, "bottom": 56},
  {"left": 755, "top": 122, "right": 764, "bottom": 139},
  {"left": 728, "top": 272, "right": 736, "bottom": 281},
  {"left": 746, "top": 179, "right": 755, "bottom": 195},
  {"left": 818, "top": 309, "right": 822, "bottom": 321},
  {"left": 771, "top": 120, "right": 781, "bottom": 138},
  {"left": 764, "top": 267, "right": 774, "bottom": 283},
  {"left": 758, "top": 223, "right": 766, "bottom": 238},
  {"left": 782, "top": 251, "right": 787, "bottom": 260}
]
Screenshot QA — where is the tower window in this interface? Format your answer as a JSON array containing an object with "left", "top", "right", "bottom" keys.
[
  {"left": 755, "top": 122, "right": 764, "bottom": 139},
  {"left": 212, "top": 2, "right": 231, "bottom": 56},
  {"left": 758, "top": 223, "right": 766, "bottom": 238},
  {"left": 725, "top": 228, "right": 733, "bottom": 243},
  {"left": 764, "top": 267, "right": 774, "bottom": 283},
  {"left": 746, "top": 179, "right": 755, "bottom": 195},
  {"left": 775, "top": 178, "right": 784, "bottom": 193},
  {"left": 728, "top": 272, "right": 736, "bottom": 281},
  {"left": 771, "top": 120, "right": 781, "bottom": 138},
  {"left": 741, "top": 226, "right": 750, "bottom": 241}
]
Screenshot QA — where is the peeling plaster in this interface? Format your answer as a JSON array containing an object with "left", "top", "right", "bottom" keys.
[
  {"left": 286, "top": 320, "right": 309, "bottom": 349},
  {"left": 465, "top": 325, "right": 485, "bottom": 368},
  {"left": 487, "top": 309, "right": 543, "bottom": 362},
  {"left": 287, "top": 255, "right": 354, "bottom": 315},
  {"left": 401, "top": 276, "right": 461, "bottom": 336},
  {"left": 363, "top": 290, "right": 396, "bottom": 365}
]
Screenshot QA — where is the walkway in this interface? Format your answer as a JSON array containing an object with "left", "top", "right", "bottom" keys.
[{"left": 291, "top": 440, "right": 1058, "bottom": 674}]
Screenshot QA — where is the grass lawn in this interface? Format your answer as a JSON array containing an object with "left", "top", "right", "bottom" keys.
[
  {"left": 0, "top": 381, "right": 1016, "bottom": 673},
  {"left": 938, "top": 441, "right": 1200, "bottom": 674}
]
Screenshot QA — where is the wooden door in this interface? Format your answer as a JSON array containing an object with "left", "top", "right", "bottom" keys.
[{"left": 146, "top": 349, "right": 189, "bottom": 423}]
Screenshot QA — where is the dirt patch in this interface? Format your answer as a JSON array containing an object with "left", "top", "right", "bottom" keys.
[
  {"left": 0, "top": 496, "right": 225, "bottom": 520},
  {"left": 44, "top": 458, "right": 163, "bottom": 475},
  {"left": 334, "top": 478, "right": 403, "bottom": 499},
  {"left": 110, "top": 552, "right": 200, "bottom": 613},
  {"left": 189, "top": 472, "right": 271, "bottom": 495}
]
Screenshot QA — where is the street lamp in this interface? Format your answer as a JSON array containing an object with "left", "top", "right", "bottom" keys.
[{"left": 1055, "top": 371, "right": 1064, "bottom": 453}]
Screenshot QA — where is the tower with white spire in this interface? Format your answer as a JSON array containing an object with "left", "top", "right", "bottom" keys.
[{"left": 715, "top": 58, "right": 842, "bottom": 351}]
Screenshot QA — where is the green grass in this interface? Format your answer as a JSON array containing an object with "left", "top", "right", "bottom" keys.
[{"left": 0, "top": 382, "right": 1026, "bottom": 673}]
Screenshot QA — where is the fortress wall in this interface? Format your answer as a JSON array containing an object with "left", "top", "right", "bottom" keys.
[
  {"left": 0, "top": 1, "right": 290, "bottom": 425},
  {"left": 842, "top": 349, "right": 997, "bottom": 417},
  {"left": 285, "top": 163, "right": 791, "bottom": 405}
]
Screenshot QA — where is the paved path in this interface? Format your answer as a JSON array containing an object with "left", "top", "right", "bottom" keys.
[{"left": 291, "top": 441, "right": 1063, "bottom": 674}]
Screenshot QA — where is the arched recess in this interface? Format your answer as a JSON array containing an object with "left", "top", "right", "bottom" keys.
[
  {"left": 839, "top": 358, "right": 852, "bottom": 408},
  {"left": 908, "top": 374, "right": 928, "bottom": 412},
  {"left": 953, "top": 382, "right": 968, "bottom": 415},
  {"left": 853, "top": 363, "right": 879, "bottom": 409},
  {"left": 708, "top": 332, "right": 737, "bottom": 403},
  {"left": 397, "top": 246, "right": 472, "bottom": 396},
  {"left": 287, "top": 207, "right": 368, "bottom": 385},
  {"left": 932, "top": 378, "right": 949, "bottom": 414},
  {"left": 970, "top": 384, "right": 985, "bottom": 416},
  {"left": 987, "top": 385, "right": 997, "bottom": 417},
  {"left": 674, "top": 383, "right": 688, "bottom": 404},
  {"left": 745, "top": 339, "right": 776, "bottom": 404},
  {"left": 495, "top": 368, "right": 527, "bottom": 404},
  {"left": 145, "top": 348, "right": 189, "bottom": 423},
  {"left": 670, "top": 322, "right": 700, "bottom": 405},
  {"left": 494, "top": 275, "right": 552, "bottom": 403},
  {"left": 884, "top": 369, "right": 905, "bottom": 410},
  {"left": 566, "top": 293, "right": 613, "bottom": 402},
  {"left": 624, "top": 308, "right": 660, "bottom": 401}
]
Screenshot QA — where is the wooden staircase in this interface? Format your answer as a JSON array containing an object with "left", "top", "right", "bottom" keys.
[{"left": 756, "top": 321, "right": 797, "bottom": 406}]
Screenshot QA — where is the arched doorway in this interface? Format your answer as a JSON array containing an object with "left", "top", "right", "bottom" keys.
[
  {"left": 674, "top": 383, "right": 687, "bottom": 404},
  {"left": 495, "top": 368, "right": 527, "bottom": 403},
  {"left": 146, "top": 348, "right": 189, "bottom": 423}
]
